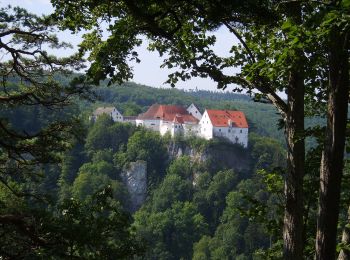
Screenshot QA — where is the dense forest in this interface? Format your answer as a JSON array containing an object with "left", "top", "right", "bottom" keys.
[{"left": 1, "top": 1, "right": 350, "bottom": 260}]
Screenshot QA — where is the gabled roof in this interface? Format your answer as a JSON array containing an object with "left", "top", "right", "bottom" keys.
[
  {"left": 206, "top": 110, "right": 248, "bottom": 128},
  {"left": 188, "top": 103, "right": 201, "bottom": 112},
  {"left": 93, "top": 106, "right": 116, "bottom": 116},
  {"left": 137, "top": 104, "right": 198, "bottom": 123}
]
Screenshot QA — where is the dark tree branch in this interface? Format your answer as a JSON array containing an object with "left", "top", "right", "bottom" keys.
[{"left": 223, "top": 21, "right": 256, "bottom": 64}]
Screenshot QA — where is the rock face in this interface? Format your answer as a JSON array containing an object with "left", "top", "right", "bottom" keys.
[
  {"left": 167, "top": 141, "right": 250, "bottom": 173},
  {"left": 121, "top": 160, "right": 147, "bottom": 212},
  {"left": 167, "top": 142, "right": 208, "bottom": 162}
]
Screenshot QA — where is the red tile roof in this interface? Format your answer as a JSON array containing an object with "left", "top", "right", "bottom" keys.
[
  {"left": 206, "top": 110, "right": 248, "bottom": 128},
  {"left": 173, "top": 115, "right": 184, "bottom": 124},
  {"left": 138, "top": 104, "right": 198, "bottom": 123}
]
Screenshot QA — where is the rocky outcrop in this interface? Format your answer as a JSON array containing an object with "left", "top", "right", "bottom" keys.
[
  {"left": 167, "top": 142, "right": 208, "bottom": 162},
  {"left": 121, "top": 160, "right": 147, "bottom": 212},
  {"left": 167, "top": 141, "right": 251, "bottom": 173}
]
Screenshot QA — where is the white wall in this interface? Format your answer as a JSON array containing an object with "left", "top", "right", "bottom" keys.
[
  {"left": 135, "top": 119, "right": 143, "bottom": 127},
  {"left": 136, "top": 119, "right": 160, "bottom": 131},
  {"left": 111, "top": 108, "right": 124, "bottom": 122},
  {"left": 199, "top": 111, "right": 213, "bottom": 140},
  {"left": 187, "top": 104, "right": 202, "bottom": 120},
  {"left": 170, "top": 122, "right": 184, "bottom": 137},
  {"left": 160, "top": 121, "right": 171, "bottom": 136},
  {"left": 213, "top": 126, "right": 248, "bottom": 148}
]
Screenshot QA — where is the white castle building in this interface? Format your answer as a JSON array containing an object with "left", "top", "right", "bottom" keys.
[
  {"left": 136, "top": 104, "right": 200, "bottom": 136},
  {"left": 91, "top": 104, "right": 249, "bottom": 147},
  {"left": 199, "top": 109, "right": 248, "bottom": 148},
  {"left": 90, "top": 107, "right": 124, "bottom": 122}
]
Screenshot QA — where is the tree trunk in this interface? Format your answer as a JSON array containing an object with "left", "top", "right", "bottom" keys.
[
  {"left": 283, "top": 68, "right": 305, "bottom": 260},
  {"left": 282, "top": 3, "right": 306, "bottom": 258},
  {"left": 338, "top": 206, "right": 350, "bottom": 260},
  {"left": 315, "top": 27, "right": 349, "bottom": 260}
]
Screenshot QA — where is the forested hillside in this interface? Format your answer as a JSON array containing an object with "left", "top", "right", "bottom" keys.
[
  {"left": 1, "top": 75, "right": 290, "bottom": 258},
  {"left": 53, "top": 113, "right": 288, "bottom": 259}
]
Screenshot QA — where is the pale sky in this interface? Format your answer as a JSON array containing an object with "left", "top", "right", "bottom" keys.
[{"left": 1, "top": 0, "right": 241, "bottom": 92}]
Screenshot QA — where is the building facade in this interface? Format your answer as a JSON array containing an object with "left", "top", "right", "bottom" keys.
[
  {"left": 136, "top": 104, "right": 199, "bottom": 137},
  {"left": 199, "top": 109, "right": 249, "bottom": 148},
  {"left": 90, "top": 107, "right": 124, "bottom": 122},
  {"left": 186, "top": 103, "right": 202, "bottom": 120}
]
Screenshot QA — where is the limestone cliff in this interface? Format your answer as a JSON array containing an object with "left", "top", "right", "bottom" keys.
[
  {"left": 167, "top": 140, "right": 251, "bottom": 173},
  {"left": 121, "top": 160, "right": 147, "bottom": 212}
]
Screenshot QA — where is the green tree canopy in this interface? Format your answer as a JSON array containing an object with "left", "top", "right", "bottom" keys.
[
  {"left": 151, "top": 174, "right": 192, "bottom": 212},
  {"left": 134, "top": 201, "right": 208, "bottom": 260},
  {"left": 85, "top": 115, "right": 135, "bottom": 155}
]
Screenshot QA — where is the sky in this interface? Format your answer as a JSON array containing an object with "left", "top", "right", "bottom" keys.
[{"left": 1, "top": 0, "right": 241, "bottom": 92}]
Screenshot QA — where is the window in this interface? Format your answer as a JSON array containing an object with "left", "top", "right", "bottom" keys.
[
  {"left": 219, "top": 129, "right": 221, "bottom": 132},
  {"left": 228, "top": 129, "right": 231, "bottom": 133},
  {"left": 240, "top": 129, "right": 242, "bottom": 133}
]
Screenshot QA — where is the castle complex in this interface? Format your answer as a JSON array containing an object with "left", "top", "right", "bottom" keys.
[{"left": 91, "top": 103, "right": 249, "bottom": 148}]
